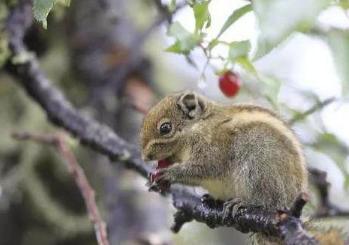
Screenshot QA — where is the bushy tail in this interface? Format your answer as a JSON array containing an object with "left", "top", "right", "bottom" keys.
[
  {"left": 251, "top": 223, "right": 347, "bottom": 245},
  {"left": 305, "top": 220, "right": 348, "bottom": 245},
  {"left": 250, "top": 233, "right": 282, "bottom": 245}
]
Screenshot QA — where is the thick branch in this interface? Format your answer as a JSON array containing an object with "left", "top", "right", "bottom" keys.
[
  {"left": 171, "top": 189, "right": 317, "bottom": 245},
  {"left": 5, "top": 0, "right": 150, "bottom": 178},
  {"left": 12, "top": 131, "right": 109, "bottom": 245}
]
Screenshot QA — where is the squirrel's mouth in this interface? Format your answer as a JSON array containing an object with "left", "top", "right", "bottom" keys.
[
  {"left": 157, "top": 159, "right": 173, "bottom": 169},
  {"left": 148, "top": 159, "right": 174, "bottom": 192}
]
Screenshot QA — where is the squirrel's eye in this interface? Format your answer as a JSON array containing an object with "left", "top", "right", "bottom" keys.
[{"left": 159, "top": 122, "right": 172, "bottom": 135}]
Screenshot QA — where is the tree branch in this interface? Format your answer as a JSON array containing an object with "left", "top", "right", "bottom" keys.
[
  {"left": 171, "top": 190, "right": 317, "bottom": 245},
  {"left": 309, "top": 168, "right": 349, "bottom": 218},
  {"left": 3, "top": 1, "right": 342, "bottom": 244},
  {"left": 5, "top": 0, "right": 151, "bottom": 178},
  {"left": 12, "top": 131, "right": 109, "bottom": 245}
]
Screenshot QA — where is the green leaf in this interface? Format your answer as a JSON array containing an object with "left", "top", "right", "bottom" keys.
[
  {"left": 165, "top": 42, "right": 183, "bottom": 54},
  {"left": 236, "top": 56, "right": 257, "bottom": 75},
  {"left": 33, "top": 0, "right": 70, "bottom": 28},
  {"left": 0, "top": 3, "right": 7, "bottom": 21},
  {"left": 253, "top": 0, "right": 330, "bottom": 59},
  {"left": 259, "top": 75, "right": 282, "bottom": 106},
  {"left": 342, "top": 174, "right": 349, "bottom": 189},
  {"left": 339, "top": 0, "right": 349, "bottom": 9},
  {"left": 217, "top": 4, "right": 252, "bottom": 38},
  {"left": 33, "top": 0, "right": 55, "bottom": 28},
  {"left": 0, "top": 3, "right": 9, "bottom": 68},
  {"left": 193, "top": 0, "right": 211, "bottom": 32},
  {"left": 0, "top": 38, "right": 10, "bottom": 68},
  {"left": 166, "top": 22, "right": 202, "bottom": 54},
  {"left": 228, "top": 40, "right": 251, "bottom": 62},
  {"left": 208, "top": 38, "right": 219, "bottom": 50},
  {"left": 326, "top": 30, "right": 349, "bottom": 95},
  {"left": 169, "top": 0, "right": 177, "bottom": 12},
  {"left": 168, "top": 22, "right": 193, "bottom": 42},
  {"left": 312, "top": 133, "right": 349, "bottom": 182},
  {"left": 57, "top": 0, "right": 70, "bottom": 6}
]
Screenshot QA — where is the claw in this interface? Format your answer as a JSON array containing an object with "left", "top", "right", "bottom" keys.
[
  {"left": 223, "top": 198, "right": 245, "bottom": 219},
  {"left": 148, "top": 182, "right": 160, "bottom": 192},
  {"left": 149, "top": 169, "right": 162, "bottom": 183},
  {"left": 147, "top": 169, "right": 171, "bottom": 193}
]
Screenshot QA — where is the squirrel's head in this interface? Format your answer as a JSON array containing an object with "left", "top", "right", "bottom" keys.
[{"left": 140, "top": 91, "right": 208, "bottom": 162}]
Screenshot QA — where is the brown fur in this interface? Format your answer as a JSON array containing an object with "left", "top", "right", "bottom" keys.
[
  {"left": 305, "top": 220, "right": 348, "bottom": 245},
  {"left": 314, "top": 229, "right": 345, "bottom": 245},
  {"left": 140, "top": 91, "right": 307, "bottom": 207},
  {"left": 139, "top": 91, "right": 343, "bottom": 244}
]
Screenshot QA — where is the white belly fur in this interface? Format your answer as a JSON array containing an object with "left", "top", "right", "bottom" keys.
[{"left": 200, "top": 178, "right": 236, "bottom": 200}]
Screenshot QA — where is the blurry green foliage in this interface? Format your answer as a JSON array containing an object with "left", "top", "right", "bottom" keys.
[
  {"left": 327, "top": 30, "right": 349, "bottom": 95},
  {"left": 169, "top": 0, "right": 177, "bottom": 12},
  {"left": 228, "top": 40, "right": 251, "bottom": 63},
  {"left": 312, "top": 133, "right": 349, "bottom": 187},
  {"left": 33, "top": 0, "right": 55, "bottom": 28},
  {"left": 258, "top": 74, "right": 282, "bottom": 107},
  {"left": 166, "top": 0, "right": 212, "bottom": 54},
  {"left": 216, "top": 3, "right": 252, "bottom": 39},
  {"left": 193, "top": 0, "right": 211, "bottom": 32},
  {"left": 32, "top": 0, "right": 70, "bottom": 28},
  {"left": 0, "top": 81, "right": 93, "bottom": 242},
  {"left": 0, "top": 2, "right": 9, "bottom": 68},
  {"left": 338, "top": 0, "right": 349, "bottom": 9},
  {"left": 253, "top": 0, "right": 330, "bottom": 58},
  {"left": 235, "top": 56, "right": 256, "bottom": 75},
  {"left": 166, "top": 21, "right": 202, "bottom": 54}
]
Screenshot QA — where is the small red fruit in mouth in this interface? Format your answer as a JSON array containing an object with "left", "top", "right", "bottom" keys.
[
  {"left": 149, "top": 159, "right": 172, "bottom": 183},
  {"left": 148, "top": 159, "right": 172, "bottom": 193},
  {"left": 149, "top": 169, "right": 160, "bottom": 183},
  {"left": 157, "top": 159, "right": 172, "bottom": 169}
]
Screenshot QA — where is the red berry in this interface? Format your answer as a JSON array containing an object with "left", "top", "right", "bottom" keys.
[
  {"left": 149, "top": 169, "right": 171, "bottom": 193},
  {"left": 157, "top": 159, "right": 172, "bottom": 169},
  {"left": 218, "top": 71, "right": 241, "bottom": 97},
  {"left": 149, "top": 169, "right": 161, "bottom": 183},
  {"left": 148, "top": 159, "right": 173, "bottom": 193},
  {"left": 149, "top": 159, "right": 172, "bottom": 185}
]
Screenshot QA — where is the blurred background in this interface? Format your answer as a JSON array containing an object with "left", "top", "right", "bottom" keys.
[{"left": 1, "top": 0, "right": 349, "bottom": 244}]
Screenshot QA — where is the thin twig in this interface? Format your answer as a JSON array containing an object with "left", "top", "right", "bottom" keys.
[
  {"left": 309, "top": 168, "right": 349, "bottom": 218},
  {"left": 12, "top": 131, "right": 110, "bottom": 245},
  {"left": 289, "top": 97, "right": 336, "bottom": 125}
]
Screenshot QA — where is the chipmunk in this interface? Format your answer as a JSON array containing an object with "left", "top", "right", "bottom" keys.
[{"left": 140, "top": 91, "right": 346, "bottom": 244}]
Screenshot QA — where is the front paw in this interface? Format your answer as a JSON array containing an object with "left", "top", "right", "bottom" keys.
[
  {"left": 148, "top": 169, "right": 172, "bottom": 193},
  {"left": 223, "top": 198, "right": 262, "bottom": 220},
  {"left": 223, "top": 198, "right": 246, "bottom": 219}
]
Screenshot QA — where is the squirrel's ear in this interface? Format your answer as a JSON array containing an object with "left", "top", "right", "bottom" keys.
[{"left": 177, "top": 91, "right": 206, "bottom": 119}]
